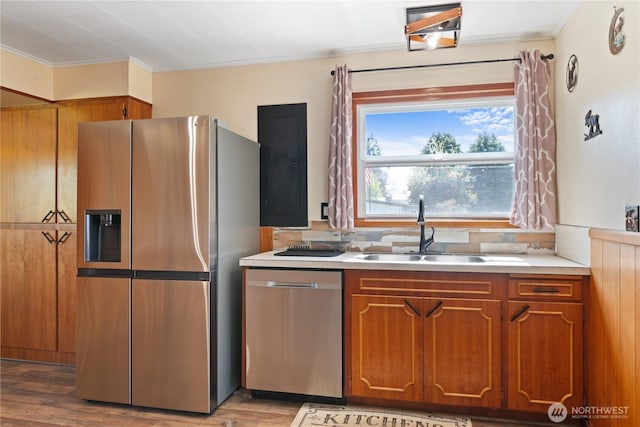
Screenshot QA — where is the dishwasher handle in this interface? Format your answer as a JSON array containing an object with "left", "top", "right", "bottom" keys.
[{"left": 266, "top": 280, "right": 319, "bottom": 289}]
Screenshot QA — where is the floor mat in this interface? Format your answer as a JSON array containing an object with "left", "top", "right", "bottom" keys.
[{"left": 291, "top": 402, "right": 472, "bottom": 427}]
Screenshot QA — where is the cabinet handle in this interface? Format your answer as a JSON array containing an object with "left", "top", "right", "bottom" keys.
[
  {"left": 510, "top": 304, "right": 530, "bottom": 322},
  {"left": 425, "top": 300, "right": 443, "bottom": 318},
  {"left": 532, "top": 287, "right": 560, "bottom": 293},
  {"left": 57, "top": 209, "right": 72, "bottom": 223},
  {"left": 41, "top": 210, "right": 55, "bottom": 223},
  {"left": 404, "top": 299, "right": 421, "bottom": 317},
  {"left": 265, "top": 281, "right": 318, "bottom": 289},
  {"left": 57, "top": 232, "right": 71, "bottom": 244},
  {"left": 41, "top": 231, "right": 55, "bottom": 244}
]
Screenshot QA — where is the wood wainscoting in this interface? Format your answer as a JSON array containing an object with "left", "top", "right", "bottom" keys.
[{"left": 587, "top": 228, "right": 640, "bottom": 427}]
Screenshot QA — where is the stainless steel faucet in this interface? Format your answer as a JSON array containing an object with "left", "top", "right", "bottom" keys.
[{"left": 417, "top": 195, "right": 435, "bottom": 254}]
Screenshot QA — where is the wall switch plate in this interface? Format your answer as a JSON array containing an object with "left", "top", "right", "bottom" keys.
[
  {"left": 321, "top": 202, "right": 328, "bottom": 220},
  {"left": 625, "top": 205, "right": 639, "bottom": 232}
]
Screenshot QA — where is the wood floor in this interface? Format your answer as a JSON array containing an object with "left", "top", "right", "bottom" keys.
[{"left": 1, "top": 359, "right": 556, "bottom": 426}]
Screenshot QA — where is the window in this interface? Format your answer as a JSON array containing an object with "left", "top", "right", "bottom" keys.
[{"left": 353, "top": 83, "right": 516, "bottom": 223}]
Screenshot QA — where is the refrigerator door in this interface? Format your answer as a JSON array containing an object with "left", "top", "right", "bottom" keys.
[
  {"left": 77, "top": 120, "right": 132, "bottom": 270},
  {"left": 131, "top": 279, "right": 211, "bottom": 413},
  {"left": 76, "top": 276, "right": 131, "bottom": 404},
  {"left": 131, "top": 116, "right": 210, "bottom": 272}
]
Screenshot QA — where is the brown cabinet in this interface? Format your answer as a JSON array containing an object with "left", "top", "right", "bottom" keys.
[
  {"left": 1, "top": 106, "right": 58, "bottom": 223},
  {"left": 506, "top": 275, "right": 585, "bottom": 413},
  {"left": 57, "top": 228, "right": 77, "bottom": 353},
  {"left": 0, "top": 228, "right": 58, "bottom": 351},
  {"left": 424, "top": 297, "right": 502, "bottom": 408},
  {"left": 346, "top": 270, "right": 586, "bottom": 417},
  {"left": 347, "top": 270, "right": 503, "bottom": 408},
  {"left": 0, "top": 97, "right": 151, "bottom": 363},
  {"left": 57, "top": 97, "right": 151, "bottom": 222},
  {"left": 350, "top": 295, "right": 424, "bottom": 401}
]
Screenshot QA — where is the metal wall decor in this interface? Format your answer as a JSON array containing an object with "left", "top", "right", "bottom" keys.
[
  {"left": 566, "top": 54, "right": 578, "bottom": 92},
  {"left": 626, "top": 205, "right": 640, "bottom": 232},
  {"left": 584, "top": 110, "right": 603, "bottom": 141},
  {"left": 609, "top": 6, "right": 625, "bottom": 54}
]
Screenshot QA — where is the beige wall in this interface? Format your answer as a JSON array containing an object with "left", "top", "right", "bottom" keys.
[
  {"left": 152, "top": 39, "right": 553, "bottom": 222},
  {"left": 53, "top": 61, "right": 129, "bottom": 100},
  {"left": 0, "top": 49, "right": 53, "bottom": 100},
  {"left": 554, "top": 0, "right": 639, "bottom": 262},
  {"left": 0, "top": 51, "right": 152, "bottom": 104},
  {"left": 128, "top": 59, "right": 153, "bottom": 104}
]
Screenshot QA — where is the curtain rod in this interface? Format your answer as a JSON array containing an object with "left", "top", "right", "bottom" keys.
[{"left": 330, "top": 53, "right": 554, "bottom": 75}]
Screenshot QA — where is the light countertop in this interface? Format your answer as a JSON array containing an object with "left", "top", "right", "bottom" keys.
[{"left": 239, "top": 251, "right": 590, "bottom": 276}]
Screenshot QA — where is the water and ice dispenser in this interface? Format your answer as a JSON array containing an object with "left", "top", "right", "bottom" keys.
[{"left": 84, "top": 210, "right": 122, "bottom": 262}]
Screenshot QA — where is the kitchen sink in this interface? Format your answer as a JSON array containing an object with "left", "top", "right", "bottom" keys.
[
  {"left": 359, "top": 253, "right": 487, "bottom": 263},
  {"left": 361, "top": 254, "right": 424, "bottom": 262},
  {"left": 422, "top": 254, "right": 486, "bottom": 263}
]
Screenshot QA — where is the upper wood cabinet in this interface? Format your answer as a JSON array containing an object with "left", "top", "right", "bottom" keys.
[
  {"left": 1, "top": 106, "right": 58, "bottom": 223},
  {"left": 1, "top": 97, "right": 151, "bottom": 225}
]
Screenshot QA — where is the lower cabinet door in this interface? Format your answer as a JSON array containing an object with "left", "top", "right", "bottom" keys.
[
  {"left": 423, "top": 298, "right": 502, "bottom": 408},
  {"left": 350, "top": 295, "right": 424, "bottom": 401},
  {"left": 507, "top": 301, "right": 583, "bottom": 412},
  {"left": 1, "top": 229, "right": 57, "bottom": 352}
]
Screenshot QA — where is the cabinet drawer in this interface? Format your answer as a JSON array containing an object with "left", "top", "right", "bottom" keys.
[
  {"left": 508, "top": 275, "right": 584, "bottom": 302},
  {"left": 346, "top": 270, "right": 503, "bottom": 299}
]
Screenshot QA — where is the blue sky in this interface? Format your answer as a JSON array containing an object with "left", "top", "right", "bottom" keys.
[{"left": 365, "top": 106, "right": 515, "bottom": 155}]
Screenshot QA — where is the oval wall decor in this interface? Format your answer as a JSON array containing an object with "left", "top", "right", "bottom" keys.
[
  {"left": 609, "top": 6, "right": 625, "bottom": 55},
  {"left": 566, "top": 54, "right": 578, "bottom": 92}
]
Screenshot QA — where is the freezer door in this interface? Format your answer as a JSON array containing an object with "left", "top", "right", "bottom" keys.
[
  {"left": 77, "top": 120, "right": 132, "bottom": 270},
  {"left": 76, "top": 276, "right": 131, "bottom": 404},
  {"left": 131, "top": 279, "right": 211, "bottom": 413},
  {"left": 132, "top": 117, "right": 210, "bottom": 272}
]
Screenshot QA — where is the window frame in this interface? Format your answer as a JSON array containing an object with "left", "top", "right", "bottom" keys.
[{"left": 351, "top": 82, "right": 516, "bottom": 228}]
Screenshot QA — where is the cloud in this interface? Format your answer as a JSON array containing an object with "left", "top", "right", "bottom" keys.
[{"left": 455, "top": 106, "right": 514, "bottom": 136}]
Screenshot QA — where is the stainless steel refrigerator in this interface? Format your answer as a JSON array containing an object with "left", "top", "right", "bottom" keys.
[{"left": 76, "top": 116, "right": 259, "bottom": 413}]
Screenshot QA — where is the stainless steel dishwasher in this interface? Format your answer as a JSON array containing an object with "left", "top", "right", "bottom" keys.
[{"left": 245, "top": 269, "right": 342, "bottom": 398}]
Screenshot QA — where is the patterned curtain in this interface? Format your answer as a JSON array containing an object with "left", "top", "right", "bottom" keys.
[
  {"left": 328, "top": 64, "right": 354, "bottom": 229},
  {"left": 510, "top": 50, "right": 557, "bottom": 231}
]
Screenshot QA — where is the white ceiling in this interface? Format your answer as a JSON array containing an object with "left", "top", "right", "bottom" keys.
[{"left": 0, "top": 0, "right": 579, "bottom": 72}]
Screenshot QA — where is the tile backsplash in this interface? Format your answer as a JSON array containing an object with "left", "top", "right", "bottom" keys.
[{"left": 272, "top": 221, "right": 555, "bottom": 255}]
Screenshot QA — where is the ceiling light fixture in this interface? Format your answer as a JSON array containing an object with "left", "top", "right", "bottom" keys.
[{"left": 405, "top": 3, "right": 462, "bottom": 51}]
